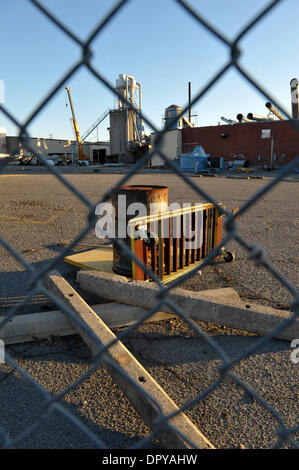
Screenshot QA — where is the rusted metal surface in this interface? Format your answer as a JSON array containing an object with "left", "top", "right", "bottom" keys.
[
  {"left": 129, "top": 203, "right": 233, "bottom": 284},
  {"left": 112, "top": 185, "right": 168, "bottom": 277}
]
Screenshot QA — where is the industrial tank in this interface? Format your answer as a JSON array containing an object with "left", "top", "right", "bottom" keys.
[{"left": 164, "top": 105, "right": 182, "bottom": 129}]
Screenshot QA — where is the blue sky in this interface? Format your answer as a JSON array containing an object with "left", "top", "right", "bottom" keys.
[{"left": 0, "top": 0, "right": 298, "bottom": 141}]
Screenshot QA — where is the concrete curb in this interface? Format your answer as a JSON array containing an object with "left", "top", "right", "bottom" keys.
[
  {"left": 77, "top": 270, "right": 298, "bottom": 342},
  {"left": 0, "top": 288, "right": 240, "bottom": 345}
]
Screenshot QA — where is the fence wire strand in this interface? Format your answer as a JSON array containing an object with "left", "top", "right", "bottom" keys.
[{"left": 0, "top": 0, "right": 298, "bottom": 449}]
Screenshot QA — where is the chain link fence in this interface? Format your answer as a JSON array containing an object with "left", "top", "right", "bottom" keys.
[{"left": 0, "top": 0, "right": 298, "bottom": 449}]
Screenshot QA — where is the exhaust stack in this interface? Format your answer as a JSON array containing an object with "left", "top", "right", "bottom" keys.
[
  {"left": 265, "top": 102, "right": 285, "bottom": 121},
  {"left": 290, "top": 78, "right": 299, "bottom": 119},
  {"left": 237, "top": 114, "right": 251, "bottom": 123}
]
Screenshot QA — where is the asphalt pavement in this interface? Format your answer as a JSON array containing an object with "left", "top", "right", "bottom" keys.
[{"left": 0, "top": 169, "right": 298, "bottom": 449}]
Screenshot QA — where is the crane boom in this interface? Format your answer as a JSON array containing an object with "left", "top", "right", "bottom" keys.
[{"left": 65, "top": 86, "right": 87, "bottom": 161}]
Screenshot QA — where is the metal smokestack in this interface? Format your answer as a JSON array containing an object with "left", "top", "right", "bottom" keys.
[
  {"left": 290, "top": 78, "right": 299, "bottom": 119},
  {"left": 265, "top": 102, "right": 285, "bottom": 121},
  {"left": 237, "top": 114, "right": 251, "bottom": 123}
]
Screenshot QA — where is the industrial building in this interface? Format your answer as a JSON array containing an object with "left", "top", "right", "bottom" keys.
[
  {"left": 150, "top": 102, "right": 194, "bottom": 167},
  {"left": 2, "top": 74, "right": 149, "bottom": 165},
  {"left": 108, "top": 74, "right": 150, "bottom": 163},
  {"left": 151, "top": 128, "right": 182, "bottom": 167},
  {"left": 182, "top": 120, "right": 299, "bottom": 168},
  {"left": 150, "top": 78, "right": 299, "bottom": 168},
  {"left": 0, "top": 127, "right": 7, "bottom": 156},
  {"left": 150, "top": 118, "right": 299, "bottom": 169},
  {"left": 2, "top": 76, "right": 298, "bottom": 168},
  {"left": 5, "top": 135, "right": 110, "bottom": 164}
]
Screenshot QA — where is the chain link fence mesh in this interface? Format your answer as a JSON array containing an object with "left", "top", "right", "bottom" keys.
[{"left": 0, "top": 0, "right": 298, "bottom": 449}]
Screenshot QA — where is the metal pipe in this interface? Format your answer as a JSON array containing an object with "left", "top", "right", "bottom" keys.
[
  {"left": 126, "top": 76, "right": 134, "bottom": 152},
  {"left": 221, "top": 116, "right": 237, "bottom": 125},
  {"left": 125, "top": 77, "right": 142, "bottom": 151},
  {"left": 247, "top": 113, "right": 273, "bottom": 122},
  {"left": 237, "top": 114, "right": 251, "bottom": 123},
  {"left": 290, "top": 78, "right": 299, "bottom": 119},
  {"left": 265, "top": 102, "right": 285, "bottom": 120},
  {"left": 136, "top": 81, "right": 143, "bottom": 141},
  {"left": 136, "top": 82, "right": 142, "bottom": 112}
]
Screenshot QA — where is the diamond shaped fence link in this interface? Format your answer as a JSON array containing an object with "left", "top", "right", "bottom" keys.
[{"left": 0, "top": 0, "right": 297, "bottom": 449}]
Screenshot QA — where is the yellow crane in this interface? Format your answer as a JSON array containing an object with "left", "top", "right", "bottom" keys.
[{"left": 65, "top": 86, "right": 88, "bottom": 163}]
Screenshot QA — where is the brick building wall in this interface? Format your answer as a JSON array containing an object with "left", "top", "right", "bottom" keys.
[{"left": 182, "top": 121, "right": 299, "bottom": 166}]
